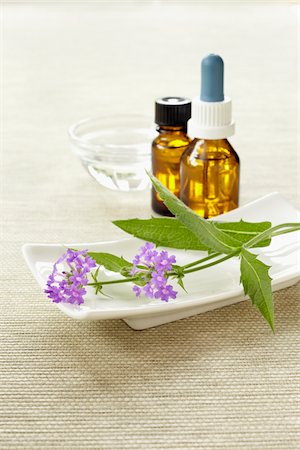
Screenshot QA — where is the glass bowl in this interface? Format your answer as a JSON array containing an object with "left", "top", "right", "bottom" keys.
[{"left": 68, "top": 115, "right": 155, "bottom": 191}]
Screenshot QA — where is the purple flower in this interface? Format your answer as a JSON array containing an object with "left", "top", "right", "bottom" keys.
[
  {"left": 140, "top": 242, "right": 155, "bottom": 254},
  {"left": 133, "top": 285, "right": 142, "bottom": 297},
  {"left": 151, "top": 271, "right": 166, "bottom": 287},
  {"left": 131, "top": 242, "right": 177, "bottom": 302},
  {"left": 154, "top": 284, "right": 177, "bottom": 302},
  {"left": 69, "top": 270, "right": 88, "bottom": 286},
  {"left": 155, "top": 251, "right": 176, "bottom": 273},
  {"left": 45, "top": 249, "right": 96, "bottom": 305},
  {"left": 143, "top": 283, "right": 154, "bottom": 298}
]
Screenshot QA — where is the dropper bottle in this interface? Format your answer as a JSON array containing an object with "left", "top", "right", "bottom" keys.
[{"left": 180, "top": 54, "right": 240, "bottom": 218}]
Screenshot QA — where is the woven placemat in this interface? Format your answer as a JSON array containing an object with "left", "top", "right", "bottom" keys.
[
  {"left": 1, "top": 237, "right": 299, "bottom": 449},
  {"left": 1, "top": 2, "right": 299, "bottom": 448}
]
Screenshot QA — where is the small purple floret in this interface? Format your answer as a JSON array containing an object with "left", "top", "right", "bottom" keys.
[
  {"left": 131, "top": 242, "right": 177, "bottom": 302},
  {"left": 154, "top": 284, "right": 177, "bottom": 302},
  {"left": 133, "top": 285, "right": 142, "bottom": 297},
  {"left": 45, "top": 249, "right": 96, "bottom": 305}
]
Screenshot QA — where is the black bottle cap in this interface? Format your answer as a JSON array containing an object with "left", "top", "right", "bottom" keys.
[{"left": 155, "top": 97, "right": 191, "bottom": 126}]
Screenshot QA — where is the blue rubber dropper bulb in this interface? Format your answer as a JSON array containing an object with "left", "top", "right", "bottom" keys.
[{"left": 200, "top": 54, "right": 224, "bottom": 102}]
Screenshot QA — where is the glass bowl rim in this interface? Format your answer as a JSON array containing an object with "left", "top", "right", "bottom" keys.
[{"left": 68, "top": 114, "right": 154, "bottom": 152}]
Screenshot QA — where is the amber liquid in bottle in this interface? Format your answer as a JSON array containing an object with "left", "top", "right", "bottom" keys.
[
  {"left": 152, "top": 125, "right": 191, "bottom": 216},
  {"left": 180, "top": 138, "right": 239, "bottom": 218}
]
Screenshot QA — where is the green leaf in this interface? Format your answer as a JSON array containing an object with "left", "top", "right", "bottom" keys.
[
  {"left": 114, "top": 217, "right": 208, "bottom": 250},
  {"left": 143, "top": 173, "right": 240, "bottom": 254},
  {"left": 113, "top": 217, "right": 271, "bottom": 251},
  {"left": 88, "top": 252, "right": 133, "bottom": 274},
  {"left": 217, "top": 220, "right": 271, "bottom": 247},
  {"left": 134, "top": 272, "right": 150, "bottom": 287},
  {"left": 240, "top": 248, "right": 274, "bottom": 331},
  {"left": 177, "top": 276, "right": 187, "bottom": 293}
]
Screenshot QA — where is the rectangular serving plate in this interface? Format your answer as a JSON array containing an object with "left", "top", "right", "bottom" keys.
[{"left": 22, "top": 193, "right": 300, "bottom": 330}]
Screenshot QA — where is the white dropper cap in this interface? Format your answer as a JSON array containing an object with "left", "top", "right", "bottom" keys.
[{"left": 188, "top": 54, "right": 235, "bottom": 139}]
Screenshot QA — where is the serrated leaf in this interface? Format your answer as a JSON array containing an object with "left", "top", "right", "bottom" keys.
[
  {"left": 177, "top": 276, "right": 187, "bottom": 293},
  {"left": 240, "top": 248, "right": 274, "bottom": 331},
  {"left": 88, "top": 252, "right": 132, "bottom": 274},
  {"left": 114, "top": 218, "right": 208, "bottom": 250},
  {"left": 217, "top": 219, "right": 271, "bottom": 247},
  {"left": 113, "top": 217, "right": 271, "bottom": 251},
  {"left": 145, "top": 173, "right": 241, "bottom": 254}
]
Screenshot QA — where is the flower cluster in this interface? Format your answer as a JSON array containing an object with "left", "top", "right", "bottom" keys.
[
  {"left": 45, "top": 249, "right": 96, "bottom": 305},
  {"left": 131, "top": 242, "right": 177, "bottom": 302}
]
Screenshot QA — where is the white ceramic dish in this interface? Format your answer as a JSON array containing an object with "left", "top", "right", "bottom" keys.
[{"left": 23, "top": 193, "right": 300, "bottom": 330}]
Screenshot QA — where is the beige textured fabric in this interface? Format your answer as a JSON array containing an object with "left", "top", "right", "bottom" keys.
[{"left": 1, "top": 2, "right": 299, "bottom": 449}]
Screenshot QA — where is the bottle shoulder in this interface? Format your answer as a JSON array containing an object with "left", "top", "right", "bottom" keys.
[
  {"left": 182, "top": 138, "right": 239, "bottom": 162},
  {"left": 223, "top": 139, "right": 240, "bottom": 162},
  {"left": 152, "top": 132, "right": 191, "bottom": 149}
]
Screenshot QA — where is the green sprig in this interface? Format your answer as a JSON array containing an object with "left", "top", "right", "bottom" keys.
[{"left": 86, "top": 174, "right": 299, "bottom": 331}]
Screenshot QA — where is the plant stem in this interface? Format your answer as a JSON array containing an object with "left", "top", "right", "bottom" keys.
[
  {"left": 270, "top": 226, "right": 300, "bottom": 238},
  {"left": 180, "top": 253, "right": 236, "bottom": 275},
  {"left": 245, "top": 223, "right": 300, "bottom": 249},
  {"left": 181, "top": 252, "right": 220, "bottom": 269},
  {"left": 88, "top": 277, "right": 138, "bottom": 287},
  {"left": 87, "top": 224, "right": 300, "bottom": 289},
  {"left": 88, "top": 254, "right": 233, "bottom": 287}
]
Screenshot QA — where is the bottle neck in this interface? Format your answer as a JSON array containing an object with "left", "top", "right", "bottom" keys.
[
  {"left": 157, "top": 124, "right": 187, "bottom": 134},
  {"left": 194, "top": 137, "right": 229, "bottom": 144}
]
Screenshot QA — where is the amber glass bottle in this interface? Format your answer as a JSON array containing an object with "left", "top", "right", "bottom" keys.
[
  {"left": 181, "top": 54, "right": 240, "bottom": 218},
  {"left": 180, "top": 138, "right": 239, "bottom": 218},
  {"left": 152, "top": 97, "right": 191, "bottom": 216}
]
